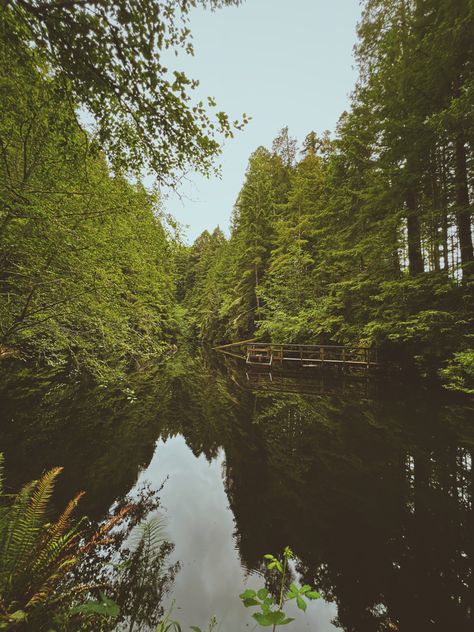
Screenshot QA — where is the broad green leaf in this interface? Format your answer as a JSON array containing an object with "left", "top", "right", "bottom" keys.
[
  {"left": 242, "top": 598, "right": 260, "bottom": 608},
  {"left": 257, "top": 587, "right": 269, "bottom": 600},
  {"left": 296, "top": 595, "right": 307, "bottom": 612},
  {"left": 253, "top": 611, "right": 287, "bottom": 626},
  {"left": 253, "top": 612, "right": 274, "bottom": 627},
  {"left": 261, "top": 602, "right": 272, "bottom": 614},
  {"left": 69, "top": 595, "right": 120, "bottom": 618},
  {"left": 239, "top": 589, "right": 257, "bottom": 600},
  {"left": 7, "top": 611, "right": 27, "bottom": 623},
  {"left": 306, "top": 591, "right": 321, "bottom": 600}
]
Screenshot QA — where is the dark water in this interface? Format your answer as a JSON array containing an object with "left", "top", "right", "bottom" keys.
[{"left": 1, "top": 352, "right": 473, "bottom": 631}]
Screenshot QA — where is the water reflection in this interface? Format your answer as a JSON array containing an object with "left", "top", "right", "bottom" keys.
[
  {"left": 0, "top": 354, "right": 473, "bottom": 631},
  {"left": 138, "top": 436, "right": 340, "bottom": 631}
]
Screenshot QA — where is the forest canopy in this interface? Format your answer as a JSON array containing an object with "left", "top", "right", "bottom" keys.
[{"left": 2, "top": 0, "right": 247, "bottom": 181}]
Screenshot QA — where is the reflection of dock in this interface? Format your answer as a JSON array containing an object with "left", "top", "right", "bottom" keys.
[
  {"left": 215, "top": 340, "right": 378, "bottom": 370},
  {"left": 245, "top": 370, "right": 375, "bottom": 398}
]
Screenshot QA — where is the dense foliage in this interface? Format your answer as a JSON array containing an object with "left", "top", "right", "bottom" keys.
[
  {"left": 182, "top": 1, "right": 474, "bottom": 384},
  {"left": 2, "top": 0, "right": 247, "bottom": 182},
  {"left": 0, "top": 459, "right": 121, "bottom": 630},
  {"left": 0, "top": 36, "right": 178, "bottom": 378},
  {"left": 0, "top": 1, "right": 244, "bottom": 379},
  {"left": 2, "top": 0, "right": 473, "bottom": 383}
]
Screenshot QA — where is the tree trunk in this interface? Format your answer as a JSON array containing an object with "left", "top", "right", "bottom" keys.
[
  {"left": 406, "top": 188, "right": 424, "bottom": 275},
  {"left": 454, "top": 133, "right": 473, "bottom": 279},
  {"left": 438, "top": 146, "right": 450, "bottom": 271},
  {"left": 430, "top": 154, "right": 441, "bottom": 271}
]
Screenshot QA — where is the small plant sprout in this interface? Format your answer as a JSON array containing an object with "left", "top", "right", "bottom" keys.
[{"left": 239, "top": 547, "right": 321, "bottom": 629}]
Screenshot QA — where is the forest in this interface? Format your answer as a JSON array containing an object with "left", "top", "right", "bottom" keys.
[
  {"left": 2, "top": 1, "right": 471, "bottom": 391},
  {"left": 181, "top": 1, "right": 474, "bottom": 391},
  {"left": 1, "top": 1, "right": 474, "bottom": 630}
]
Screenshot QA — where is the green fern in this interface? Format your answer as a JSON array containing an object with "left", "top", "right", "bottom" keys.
[{"left": 0, "top": 455, "right": 122, "bottom": 630}]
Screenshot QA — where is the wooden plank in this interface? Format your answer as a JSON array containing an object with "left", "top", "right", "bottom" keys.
[
  {"left": 219, "top": 350, "right": 246, "bottom": 360},
  {"left": 213, "top": 338, "right": 258, "bottom": 351}
]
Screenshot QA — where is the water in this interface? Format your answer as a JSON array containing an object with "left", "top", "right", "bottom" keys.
[{"left": 1, "top": 352, "right": 473, "bottom": 631}]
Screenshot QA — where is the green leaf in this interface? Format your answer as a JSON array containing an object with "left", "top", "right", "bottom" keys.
[
  {"left": 239, "top": 589, "right": 257, "bottom": 600},
  {"left": 306, "top": 591, "right": 321, "bottom": 600},
  {"left": 8, "top": 611, "right": 27, "bottom": 623},
  {"left": 69, "top": 594, "right": 120, "bottom": 618},
  {"left": 253, "top": 611, "right": 287, "bottom": 627},
  {"left": 296, "top": 595, "right": 307, "bottom": 612},
  {"left": 261, "top": 601, "right": 272, "bottom": 614},
  {"left": 242, "top": 598, "right": 260, "bottom": 608},
  {"left": 252, "top": 613, "right": 274, "bottom": 627},
  {"left": 257, "top": 588, "right": 269, "bottom": 600},
  {"left": 263, "top": 554, "right": 275, "bottom": 560}
]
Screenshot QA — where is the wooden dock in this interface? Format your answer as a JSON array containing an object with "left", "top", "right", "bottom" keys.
[{"left": 214, "top": 340, "right": 378, "bottom": 369}]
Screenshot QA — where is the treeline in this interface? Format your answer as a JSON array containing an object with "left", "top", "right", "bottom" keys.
[
  {"left": 181, "top": 0, "right": 474, "bottom": 385},
  {"left": 0, "top": 28, "right": 178, "bottom": 379}
]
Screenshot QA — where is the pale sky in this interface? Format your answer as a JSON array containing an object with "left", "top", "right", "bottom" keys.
[{"left": 161, "top": 0, "right": 362, "bottom": 242}]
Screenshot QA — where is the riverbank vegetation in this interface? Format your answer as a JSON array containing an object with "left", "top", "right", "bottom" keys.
[
  {"left": 0, "top": 450, "right": 321, "bottom": 630},
  {"left": 0, "top": 0, "right": 245, "bottom": 380},
  {"left": 0, "top": 44, "right": 178, "bottom": 378},
  {"left": 0, "top": 455, "right": 179, "bottom": 631},
  {"left": 181, "top": 1, "right": 474, "bottom": 389}
]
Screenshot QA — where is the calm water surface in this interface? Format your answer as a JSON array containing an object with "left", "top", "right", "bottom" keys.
[{"left": 1, "top": 352, "right": 473, "bottom": 631}]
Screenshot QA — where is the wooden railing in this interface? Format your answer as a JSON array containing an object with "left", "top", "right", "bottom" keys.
[{"left": 215, "top": 340, "right": 378, "bottom": 368}]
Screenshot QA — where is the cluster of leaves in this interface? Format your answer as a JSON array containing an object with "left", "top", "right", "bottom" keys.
[
  {"left": 3, "top": 0, "right": 247, "bottom": 183},
  {"left": 439, "top": 349, "right": 474, "bottom": 394},
  {"left": 240, "top": 547, "right": 321, "bottom": 629}
]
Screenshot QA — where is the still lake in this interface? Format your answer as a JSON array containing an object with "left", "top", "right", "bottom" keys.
[{"left": 1, "top": 351, "right": 473, "bottom": 631}]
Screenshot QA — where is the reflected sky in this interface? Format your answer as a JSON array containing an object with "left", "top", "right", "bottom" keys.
[{"left": 136, "top": 435, "right": 340, "bottom": 631}]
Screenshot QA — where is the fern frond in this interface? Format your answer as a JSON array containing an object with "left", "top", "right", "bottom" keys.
[
  {"left": 30, "top": 528, "right": 81, "bottom": 580},
  {"left": 131, "top": 516, "right": 167, "bottom": 560},
  {"left": 79, "top": 505, "right": 132, "bottom": 555},
  {"left": 0, "top": 480, "right": 37, "bottom": 578},
  {"left": 29, "top": 491, "right": 86, "bottom": 580},
  {"left": 50, "top": 491, "right": 85, "bottom": 541},
  {"left": 8, "top": 468, "right": 63, "bottom": 575}
]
